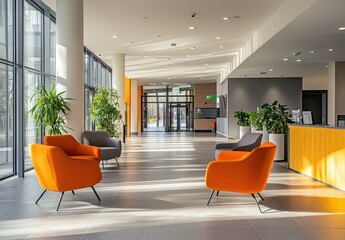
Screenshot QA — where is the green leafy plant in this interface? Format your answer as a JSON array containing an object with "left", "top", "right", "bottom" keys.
[
  {"left": 89, "top": 87, "right": 122, "bottom": 138},
  {"left": 29, "top": 84, "right": 72, "bottom": 138},
  {"left": 249, "top": 110, "right": 264, "bottom": 131},
  {"left": 233, "top": 110, "right": 250, "bottom": 126},
  {"left": 261, "top": 100, "right": 293, "bottom": 134}
]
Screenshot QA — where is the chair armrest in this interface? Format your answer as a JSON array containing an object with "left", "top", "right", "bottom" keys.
[
  {"left": 76, "top": 144, "right": 101, "bottom": 162},
  {"left": 111, "top": 139, "right": 121, "bottom": 152},
  {"left": 215, "top": 142, "right": 239, "bottom": 150},
  {"left": 216, "top": 151, "right": 249, "bottom": 161},
  {"left": 205, "top": 160, "right": 255, "bottom": 193}
]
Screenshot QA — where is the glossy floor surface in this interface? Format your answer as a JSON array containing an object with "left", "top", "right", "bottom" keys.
[{"left": 1, "top": 132, "right": 345, "bottom": 240}]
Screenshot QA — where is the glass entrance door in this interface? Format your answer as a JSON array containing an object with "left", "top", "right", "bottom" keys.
[{"left": 169, "top": 103, "right": 190, "bottom": 131}]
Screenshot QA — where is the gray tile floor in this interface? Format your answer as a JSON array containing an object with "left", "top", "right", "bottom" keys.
[{"left": 0, "top": 132, "right": 345, "bottom": 240}]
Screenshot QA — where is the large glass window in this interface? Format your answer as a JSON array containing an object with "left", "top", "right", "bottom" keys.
[
  {"left": 49, "top": 19, "right": 56, "bottom": 75},
  {"left": 0, "top": 63, "right": 14, "bottom": 178},
  {"left": 24, "top": 70, "right": 41, "bottom": 170},
  {"left": 84, "top": 52, "right": 90, "bottom": 85},
  {"left": 0, "top": 0, "right": 14, "bottom": 61},
  {"left": 24, "top": 1, "right": 43, "bottom": 70}
]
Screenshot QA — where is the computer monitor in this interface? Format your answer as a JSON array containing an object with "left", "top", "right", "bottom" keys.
[{"left": 302, "top": 111, "right": 314, "bottom": 125}]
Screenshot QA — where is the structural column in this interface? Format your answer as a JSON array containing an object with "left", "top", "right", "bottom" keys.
[
  {"left": 56, "top": 0, "right": 84, "bottom": 140},
  {"left": 112, "top": 54, "right": 126, "bottom": 121}
]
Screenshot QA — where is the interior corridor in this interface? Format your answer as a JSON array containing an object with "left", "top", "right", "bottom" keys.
[{"left": 0, "top": 133, "right": 345, "bottom": 240}]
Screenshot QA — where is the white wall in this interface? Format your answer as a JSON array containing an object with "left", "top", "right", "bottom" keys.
[{"left": 303, "top": 76, "right": 328, "bottom": 90}]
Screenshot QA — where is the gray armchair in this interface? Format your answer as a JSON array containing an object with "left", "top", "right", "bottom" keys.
[
  {"left": 83, "top": 131, "right": 122, "bottom": 168},
  {"left": 215, "top": 133, "right": 263, "bottom": 159}
]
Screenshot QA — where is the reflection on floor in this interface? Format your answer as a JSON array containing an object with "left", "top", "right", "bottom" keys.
[{"left": 0, "top": 132, "right": 344, "bottom": 240}]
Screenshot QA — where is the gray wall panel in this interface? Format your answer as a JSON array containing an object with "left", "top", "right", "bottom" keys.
[
  {"left": 227, "top": 77, "right": 302, "bottom": 138},
  {"left": 228, "top": 79, "right": 261, "bottom": 137}
]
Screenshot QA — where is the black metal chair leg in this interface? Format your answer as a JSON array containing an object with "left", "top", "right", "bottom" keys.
[
  {"left": 71, "top": 190, "right": 75, "bottom": 195},
  {"left": 35, "top": 190, "right": 47, "bottom": 204},
  {"left": 56, "top": 192, "right": 65, "bottom": 211},
  {"left": 251, "top": 194, "right": 263, "bottom": 213},
  {"left": 216, "top": 190, "right": 220, "bottom": 196},
  {"left": 207, "top": 190, "right": 215, "bottom": 206},
  {"left": 91, "top": 186, "right": 101, "bottom": 201},
  {"left": 115, "top": 158, "right": 120, "bottom": 167},
  {"left": 257, "top": 192, "right": 264, "bottom": 201},
  {"left": 101, "top": 160, "right": 104, "bottom": 169}
]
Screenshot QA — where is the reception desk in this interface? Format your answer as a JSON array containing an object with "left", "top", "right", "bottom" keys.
[{"left": 289, "top": 125, "right": 345, "bottom": 191}]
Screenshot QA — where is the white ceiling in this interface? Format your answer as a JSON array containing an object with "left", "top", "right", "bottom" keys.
[{"left": 43, "top": 0, "right": 345, "bottom": 86}]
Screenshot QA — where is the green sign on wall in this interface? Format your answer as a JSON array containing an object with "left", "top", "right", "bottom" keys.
[{"left": 206, "top": 95, "right": 217, "bottom": 101}]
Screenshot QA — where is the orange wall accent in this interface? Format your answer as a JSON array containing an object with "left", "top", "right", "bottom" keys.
[
  {"left": 289, "top": 126, "right": 345, "bottom": 191},
  {"left": 125, "top": 77, "right": 131, "bottom": 137},
  {"left": 137, "top": 86, "right": 142, "bottom": 133}
]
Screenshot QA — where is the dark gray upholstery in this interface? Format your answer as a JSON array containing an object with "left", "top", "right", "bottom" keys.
[
  {"left": 215, "top": 133, "right": 262, "bottom": 159},
  {"left": 82, "top": 131, "right": 122, "bottom": 167}
]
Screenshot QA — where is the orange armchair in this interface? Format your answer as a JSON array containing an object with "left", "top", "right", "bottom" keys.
[
  {"left": 205, "top": 142, "right": 276, "bottom": 213},
  {"left": 29, "top": 135, "right": 102, "bottom": 211}
]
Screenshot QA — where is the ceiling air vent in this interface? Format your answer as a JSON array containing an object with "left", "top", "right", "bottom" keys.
[{"left": 171, "top": 43, "right": 177, "bottom": 47}]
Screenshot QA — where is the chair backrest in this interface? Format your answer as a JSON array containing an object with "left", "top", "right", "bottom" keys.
[
  {"left": 82, "top": 131, "right": 111, "bottom": 146},
  {"left": 44, "top": 134, "right": 80, "bottom": 156},
  {"left": 245, "top": 142, "right": 276, "bottom": 192},
  {"left": 235, "top": 133, "right": 263, "bottom": 151}
]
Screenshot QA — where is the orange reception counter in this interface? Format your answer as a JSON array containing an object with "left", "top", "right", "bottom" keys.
[{"left": 289, "top": 125, "right": 345, "bottom": 191}]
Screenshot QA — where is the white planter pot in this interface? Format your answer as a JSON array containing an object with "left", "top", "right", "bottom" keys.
[
  {"left": 239, "top": 126, "right": 251, "bottom": 139},
  {"left": 269, "top": 133, "right": 284, "bottom": 160}
]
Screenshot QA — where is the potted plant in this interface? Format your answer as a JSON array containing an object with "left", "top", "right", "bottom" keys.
[
  {"left": 261, "top": 100, "right": 292, "bottom": 160},
  {"left": 249, "top": 109, "right": 268, "bottom": 143},
  {"left": 29, "top": 84, "right": 72, "bottom": 139},
  {"left": 233, "top": 110, "right": 251, "bottom": 138},
  {"left": 89, "top": 87, "right": 122, "bottom": 138}
]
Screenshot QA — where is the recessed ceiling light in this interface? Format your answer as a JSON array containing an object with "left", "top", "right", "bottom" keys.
[
  {"left": 283, "top": 58, "right": 289, "bottom": 61},
  {"left": 310, "top": 50, "right": 315, "bottom": 54},
  {"left": 329, "top": 48, "right": 334, "bottom": 52},
  {"left": 269, "top": 69, "right": 274, "bottom": 72},
  {"left": 144, "top": 56, "right": 148, "bottom": 58},
  {"left": 325, "top": 65, "right": 329, "bottom": 68},
  {"left": 338, "top": 27, "right": 345, "bottom": 31},
  {"left": 222, "top": 17, "right": 229, "bottom": 21},
  {"left": 216, "top": 36, "right": 221, "bottom": 40},
  {"left": 296, "top": 59, "right": 302, "bottom": 62},
  {"left": 205, "top": 63, "right": 208, "bottom": 66},
  {"left": 219, "top": 45, "right": 224, "bottom": 48},
  {"left": 167, "top": 77, "right": 171, "bottom": 80},
  {"left": 189, "top": 26, "right": 196, "bottom": 30},
  {"left": 190, "top": 46, "right": 196, "bottom": 50},
  {"left": 112, "top": 35, "right": 118, "bottom": 38},
  {"left": 203, "top": 68, "right": 206, "bottom": 70},
  {"left": 187, "top": 55, "right": 191, "bottom": 58}
]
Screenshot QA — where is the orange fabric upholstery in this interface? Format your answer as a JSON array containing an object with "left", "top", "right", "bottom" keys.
[
  {"left": 29, "top": 144, "right": 102, "bottom": 192},
  {"left": 205, "top": 142, "right": 276, "bottom": 194},
  {"left": 44, "top": 135, "right": 101, "bottom": 162}
]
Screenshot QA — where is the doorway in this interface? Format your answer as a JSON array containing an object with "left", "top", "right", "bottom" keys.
[
  {"left": 302, "top": 90, "right": 327, "bottom": 125},
  {"left": 168, "top": 103, "right": 191, "bottom": 131}
]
